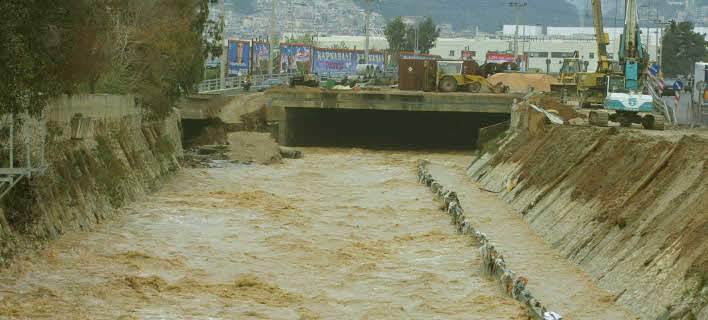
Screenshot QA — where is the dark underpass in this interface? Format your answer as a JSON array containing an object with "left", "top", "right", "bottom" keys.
[{"left": 281, "top": 108, "right": 509, "bottom": 149}]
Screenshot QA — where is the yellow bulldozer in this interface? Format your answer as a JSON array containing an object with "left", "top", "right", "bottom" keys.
[{"left": 436, "top": 60, "right": 509, "bottom": 93}]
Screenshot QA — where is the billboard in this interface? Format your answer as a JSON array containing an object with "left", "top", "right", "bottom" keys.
[
  {"left": 462, "top": 50, "right": 476, "bottom": 61},
  {"left": 280, "top": 44, "right": 312, "bottom": 74},
  {"left": 485, "top": 52, "right": 515, "bottom": 64},
  {"left": 399, "top": 51, "right": 441, "bottom": 61},
  {"left": 313, "top": 48, "right": 359, "bottom": 74},
  {"left": 228, "top": 40, "right": 250, "bottom": 76},
  {"left": 362, "top": 52, "right": 386, "bottom": 68},
  {"left": 252, "top": 42, "right": 271, "bottom": 75}
]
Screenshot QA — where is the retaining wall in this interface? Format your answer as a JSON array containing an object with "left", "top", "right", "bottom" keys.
[{"left": 0, "top": 95, "right": 182, "bottom": 264}]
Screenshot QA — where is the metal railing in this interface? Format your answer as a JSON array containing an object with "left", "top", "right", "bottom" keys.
[
  {"left": 197, "top": 69, "right": 399, "bottom": 93},
  {"left": 0, "top": 113, "right": 46, "bottom": 200},
  {"left": 197, "top": 73, "right": 294, "bottom": 93}
]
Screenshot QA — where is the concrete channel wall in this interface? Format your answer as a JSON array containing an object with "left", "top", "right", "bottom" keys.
[
  {"left": 467, "top": 103, "right": 707, "bottom": 319},
  {"left": 0, "top": 95, "right": 183, "bottom": 265},
  {"left": 47, "top": 94, "right": 140, "bottom": 122}
]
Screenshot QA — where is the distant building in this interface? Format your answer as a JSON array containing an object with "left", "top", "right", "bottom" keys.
[{"left": 317, "top": 30, "right": 671, "bottom": 74}]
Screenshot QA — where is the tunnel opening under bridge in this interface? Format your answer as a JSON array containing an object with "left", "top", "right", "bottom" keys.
[{"left": 279, "top": 107, "right": 510, "bottom": 149}]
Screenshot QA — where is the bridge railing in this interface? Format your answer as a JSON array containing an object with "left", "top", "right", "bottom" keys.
[
  {"left": 198, "top": 73, "right": 295, "bottom": 93},
  {"left": 197, "top": 70, "right": 399, "bottom": 93}
]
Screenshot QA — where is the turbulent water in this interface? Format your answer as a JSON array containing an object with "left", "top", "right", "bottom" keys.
[{"left": 0, "top": 148, "right": 527, "bottom": 319}]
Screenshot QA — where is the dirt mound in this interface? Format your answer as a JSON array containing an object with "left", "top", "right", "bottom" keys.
[
  {"left": 488, "top": 73, "right": 557, "bottom": 93},
  {"left": 228, "top": 132, "right": 282, "bottom": 164},
  {"left": 218, "top": 93, "right": 267, "bottom": 125},
  {"left": 471, "top": 125, "right": 708, "bottom": 318},
  {"left": 529, "top": 94, "right": 583, "bottom": 120}
]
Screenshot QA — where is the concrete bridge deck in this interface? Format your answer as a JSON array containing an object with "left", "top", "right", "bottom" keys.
[
  {"left": 265, "top": 88, "right": 518, "bottom": 147},
  {"left": 266, "top": 88, "right": 520, "bottom": 114}
]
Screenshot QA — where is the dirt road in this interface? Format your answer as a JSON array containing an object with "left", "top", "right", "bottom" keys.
[{"left": 0, "top": 149, "right": 527, "bottom": 319}]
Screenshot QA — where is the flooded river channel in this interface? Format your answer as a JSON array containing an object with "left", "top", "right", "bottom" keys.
[{"left": 0, "top": 149, "right": 527, "bottom": 319}]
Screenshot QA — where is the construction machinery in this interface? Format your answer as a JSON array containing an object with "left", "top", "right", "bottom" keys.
[
  {"left": 575, "top": 0, "right": 615, "bottom": 108},
  {"left": 289, "top": 73, "right": 320, "bottom": 88},
  {"left": 550, "top": 51, "right": 588, "bottom": 100},
  {"left": 584, "top": 0, "right": 664, "bottom": 129},
  {"left": 436, "top": 60, "right": 509, "bottom": 93}
]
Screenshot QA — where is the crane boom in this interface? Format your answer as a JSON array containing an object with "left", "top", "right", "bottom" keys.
[
  {"left": 621, "top": 0, "right": 642, "bottom": 61},
  {"left": 591, "top": 0, "right": 610, "bottom": 72},
  {"left": 619, "top": 0, "right": 648, "bottom": 90}
]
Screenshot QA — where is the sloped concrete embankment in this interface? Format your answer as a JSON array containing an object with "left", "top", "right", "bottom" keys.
[
  {"left": 0, "top": 95, "right": 183, "bottom": 264},
  {"left": 468, "top": 122, "right": 707, "bottom": 319}
]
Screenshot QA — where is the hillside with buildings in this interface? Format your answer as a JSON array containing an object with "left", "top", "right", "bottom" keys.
[{"left": 222, "top": 0, "right": 708, "bottom": 38}]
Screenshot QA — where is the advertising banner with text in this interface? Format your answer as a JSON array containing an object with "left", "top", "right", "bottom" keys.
[{"left": 313, "top": 48, "right": 358, "bottom": 74}]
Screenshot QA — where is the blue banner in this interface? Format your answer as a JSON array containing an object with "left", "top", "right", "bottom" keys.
[
  {"left": 363, "top": 52, "right": 386, "bottom": 68},
  {"left": 228, "top": 40, "right": 250, "bottom": 76},
  {"left": 252, "top": 42, "right": 270, "bottom": 75},
  {"left": 399, "top": 52, "right": 440, "bottom": 61},
  {"left": 313, "top": 48, "right": 359, "bottom": 74},
  {"left": 280, "top": 44, "right": 312, "bottom": 73}
]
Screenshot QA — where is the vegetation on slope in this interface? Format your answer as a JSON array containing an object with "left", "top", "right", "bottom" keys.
[{"left": 0, "top": 0, "right": 222, "bottom": 119}]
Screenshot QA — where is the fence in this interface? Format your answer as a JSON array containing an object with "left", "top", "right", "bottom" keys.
[
  {"left": 0, "top": 112, "right": 47, "bottom": 199},
  {"left": 198, "top": 74, "right": 293, "bottom": 93}
]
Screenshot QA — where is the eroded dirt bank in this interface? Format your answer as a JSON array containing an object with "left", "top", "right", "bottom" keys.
[
  {"left": 469, "top": 122, "right": 708, "bottom": 319},
  {"left": 0, "top": 149, "right": 528, "bottom": 319}
]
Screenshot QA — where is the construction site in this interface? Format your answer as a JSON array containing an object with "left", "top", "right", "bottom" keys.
[{"left": 0, "top": 1, "right": 706, "bottom": 320}]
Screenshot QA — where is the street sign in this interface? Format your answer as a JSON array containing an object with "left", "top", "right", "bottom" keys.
[
  {"left": 673, "top": 80, "right": 684, "bottom": 91},
  {"left": 649, "top": 64, "right": 660, "bottom": 76}
]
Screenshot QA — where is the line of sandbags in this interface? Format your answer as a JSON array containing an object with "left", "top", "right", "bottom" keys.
[{"left": 417, "top": 160, "right": 563, "bottom": 320}]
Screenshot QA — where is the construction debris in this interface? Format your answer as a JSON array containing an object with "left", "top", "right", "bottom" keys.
[
  {"left": 227, "top": 132, "right": 282, "bottom": 165},
  {"left": 279, "top": 146, "right": 303, "bottom": 159}
]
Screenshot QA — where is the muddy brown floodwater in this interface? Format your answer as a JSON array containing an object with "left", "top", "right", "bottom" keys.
[{"left": 0, "top": 148, "right": 528, "bottom": 320}]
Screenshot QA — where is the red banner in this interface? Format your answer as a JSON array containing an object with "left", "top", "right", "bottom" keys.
[{"left": 485, "top": 52, "right": 515, "bottom": 64}]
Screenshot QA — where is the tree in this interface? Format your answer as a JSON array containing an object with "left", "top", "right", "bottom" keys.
[
  {"left": 0, "top": 0, "right": 220, "bottom": 120},
  {"left": 417, "top": 17, "right": 440, "bottom": 54},
  {"left": 92, "top": 0, "right": 221, "bottom": 119},
  {"left": 385, "top": 16, "right": 440, "bottom": 58},
  {"left": 661, "top": 21, "right": 707, "bottom": 77},
  {"left": 284, "top": 34, "right": 318, "bottom": 46},
  {"left": 384, "top": 17, "right": 407, "bottom": 64},
  {"left": 0, "top": 0, "right": 105, "bottom": 117}
]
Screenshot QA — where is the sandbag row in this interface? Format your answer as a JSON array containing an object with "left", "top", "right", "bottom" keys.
[{"left": 417, "top": 160, "right": 563, "bottom": 320}]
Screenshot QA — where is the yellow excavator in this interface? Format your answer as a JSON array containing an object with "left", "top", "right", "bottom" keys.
[
  {"left": 575, "top": 0, "right": 618, "bottom": 108},
  {"left": 550, "top": 51, "right": 587, "bottom": 100},
  {"left": 436, "top": 60, "right": 508, "bottom": 93}
]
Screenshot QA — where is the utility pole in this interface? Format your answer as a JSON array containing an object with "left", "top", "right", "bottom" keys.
[
  {"left": 508, "top": 1, "right": 527, "bottom": 58},
  {"left": 219, "top": 0, "right": 226, "bottom": 88},
  {"left": 269, "top": 0, "right": 278, "bottom": 77},
  {"left": 364, "top": 0, "right": 373, "bottom": 64}
]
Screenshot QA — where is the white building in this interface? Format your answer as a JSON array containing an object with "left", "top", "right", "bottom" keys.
[
  {"left": 316, "top": 21, "right": 708, "bottom": 74},
  {"left": 318, "top": 36, "right": 643, "bottom": 73}
]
